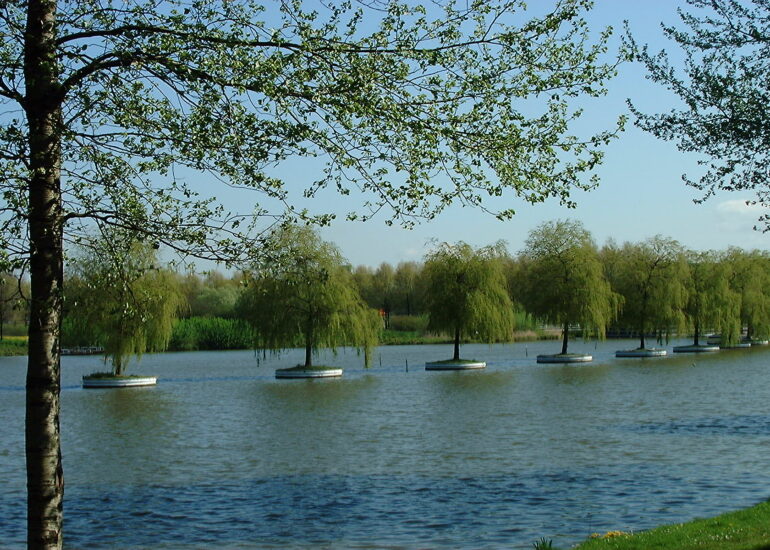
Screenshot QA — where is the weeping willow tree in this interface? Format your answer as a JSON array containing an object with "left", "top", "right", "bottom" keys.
[
  {"left": 238, "top": 226, "right": 379, "bottom": 368},
  {"left": 683, "top": 250, "right": 740, "bottom": 347},
  {"left": 422, "top": 241, "right": 515, "bottom": 361},
  {"left": 604, "top": 236, "right": 688, "bottom": 349},
  {"left": 722, "top": 248, "right": 770, "bottom": 342},
  {"left": 67, "top": 230, "right": 185, "bottom": 375},
  {"left": 519, "top": 219, "right": 620, "bottom": 355}
]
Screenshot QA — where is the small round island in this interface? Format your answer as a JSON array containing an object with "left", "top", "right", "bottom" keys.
[
  {"left": 425, "top": 360, "right": 486, "bottom": 371},
  {"left": 672, "top": 344, "right": 720, "bottom": 353},
  {"left": 615, "top": 348, "right": 667, "bottom": 358},
  {"left": 275, "top": 366, "right": 343, "bottom": 379},
  {"left": 536, "top": 354, "right": 593, "bottom": 364},
  {"left": 720, "top": 342, "right": 752, "bottom": 349},
  {"left": 82, "top": 374, "right": 158, "bottom": 388}
]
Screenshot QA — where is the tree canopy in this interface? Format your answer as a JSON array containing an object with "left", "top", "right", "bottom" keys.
[
  {"left": 630, "top": 0, "right": 770, "bottom": 228},
  {"left": 518, "top": 219, "right": 620, "bottom": 354},
  {"left": 66, "top": 231, "right": 185, "bottom": 374},
  {"left": 721, "top": 248, "right": 770, "bottom": 342},
  {"left": 682, "top": 250, "right": 739, "bottom": 346},
  {"left": 603, "top": 236, "right": 688, "bottom": 349},
  {"left": 423, "top": 241, "right": 515, "bottom": 361},
  {"left": 237, "top": 225, "right": 379, "bottom": 368},
  {"left": 1, "top": 0, "right": 624, "bottom": 269}
]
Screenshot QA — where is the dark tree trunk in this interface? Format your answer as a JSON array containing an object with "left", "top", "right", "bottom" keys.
[
  {"left": 693, "top": 319, "right": 700, "bottom": 346},
  {"left": 24, "top": 0, "right": 65, "bottom": 547},
  {"left": 453, "top": 327, "right": 460, "bottom": 361},
  {"left": 304, "top": 319, "right": 313, "bottom": 368},
  {"left": 561, "top": 321, "right": 569, "bottom": 355}
]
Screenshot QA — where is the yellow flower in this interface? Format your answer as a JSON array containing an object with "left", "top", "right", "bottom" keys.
[{"left": 602, "top": 530, "right": 630, "bottom": 539}]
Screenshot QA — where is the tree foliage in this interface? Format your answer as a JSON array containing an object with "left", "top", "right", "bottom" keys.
[
  {"left": 518, "top": 219, "right": 620, "bottom": 354},
  {"left": 0, "top": 0, "right": 625, "bottom": 266},
  {"left": 3, "top": 0, "right": 624, "bottom": 544},
  {"left": 237, "top": 225, "right": 379, "bottom": 368},
  {"left": 682, "top": 250, "right": 739, "bottom": 346},
  {"left": 393, "top": 261, "right": 423, "bottom": 317},
  {"left": 422, "top": 241, "right": 514, "bottom": 360},
  {"left": 629, "top": 0, "right": 770, "bottom": 228},
  {"left": 0, "top": 272, "right": 27, "bottom": 338},
  {"left": 603, "top": 236, "right": 688, "bottom": 348},
  {"left": 66, "top": 231, "right": 185, "bottom": 374},
  {"left": 721, "top": 248, "right": 770, "bottom": 341}
]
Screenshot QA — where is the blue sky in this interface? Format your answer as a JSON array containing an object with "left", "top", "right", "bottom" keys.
[
  {"left": 182, "top": 1, "right": 767, "bottom": 271},
  {"left": 307, "top": 1, "right": 770, "bottom": 268}
]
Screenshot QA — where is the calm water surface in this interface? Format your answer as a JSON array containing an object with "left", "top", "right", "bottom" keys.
[{"left": 2, "top": 339, "right": 770, "bottom": 548}]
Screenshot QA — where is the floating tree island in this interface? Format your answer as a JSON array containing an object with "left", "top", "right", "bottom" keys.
[
  {"left": 275, "top": 366, "right": 343, "bottom": 379},
  {"left": 672, "top": 344, "right": 720, "bottom": 353},
  {"left": 425, "top": 359, "right": 486, "bottom": 371},
  {"left": 615, "top": 348, "right": 667, "bottom": 358},
  {"left": 82, "top": 373, "right": 158, "bottom": 388},
  {"left": 720, "top": 342, "right": 752, "bottom": 349},
  {"left": 536, "top": 353, "right": 592, "bottom": 364}
]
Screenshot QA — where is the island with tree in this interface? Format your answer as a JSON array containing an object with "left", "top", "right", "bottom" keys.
[
  {"left": 237, "top": 226, "right": 380, "bottom": 378},
  {"left": 422, "top": 241, "right": 515, "bottom": 370}
]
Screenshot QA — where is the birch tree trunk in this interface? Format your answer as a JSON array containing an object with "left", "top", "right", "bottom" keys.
[{"left": 24, "top": 0, "right": 65, "bottom": 547}]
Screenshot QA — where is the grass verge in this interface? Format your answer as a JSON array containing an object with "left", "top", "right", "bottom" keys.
[
  {"left": 0, "top": 336, "right": 27, "bottom": 356},
  {"left": 566, "top": 500, "right": 770, "bottom": 550}
]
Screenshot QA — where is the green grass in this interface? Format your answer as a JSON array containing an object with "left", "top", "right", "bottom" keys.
[
  {"left": 568, "top": 500, "right": 770, "bottom": 550},
  {"left": 379, "top": 330, "right": 449, "bottom": 345},
  {"left": 0, "top": 336, "right": 27, "bottom": 356}
]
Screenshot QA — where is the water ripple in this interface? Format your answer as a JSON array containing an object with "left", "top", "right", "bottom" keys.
[
  {"left": 0, "top": 467, "right": 760, "bottom": 549},
  {"left": 3, "top": 343, "right": 770, "bottom": 549},
  {"left": 625, "top": 414, "right": 770, "bottom": 436}
]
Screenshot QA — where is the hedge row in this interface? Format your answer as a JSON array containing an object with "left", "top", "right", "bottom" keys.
[{"left": 169, "top": 317, "right": 253, "bottom": 351}]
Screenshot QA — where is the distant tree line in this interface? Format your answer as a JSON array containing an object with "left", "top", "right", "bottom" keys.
[{"left": 57, "top": 220, "right": 770, "bottom": 355}]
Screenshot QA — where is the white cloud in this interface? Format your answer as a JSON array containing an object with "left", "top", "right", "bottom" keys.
[
  {"left": 715, "top": 199, "right": 766, "bottom": 232},
  {"left": 716, "top": 199, "right": 764, "bottom": 217}
]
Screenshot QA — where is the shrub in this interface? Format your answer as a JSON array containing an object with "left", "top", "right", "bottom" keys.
[
  {"left": 169, "top": 317, "right": 253, "bottom": 351},
  {"left": 389, "top": 314, "right": 429, "bottom": 332},
  {"left": 0, "top": 337, "right": 27, "bottom": 356}
]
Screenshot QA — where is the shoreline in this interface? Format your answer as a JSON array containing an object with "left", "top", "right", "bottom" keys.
[
  {"left": 1, "top": 330, "right": 563, "bottom": 357},
  {"left": 565, "top": 499, "right": 770, "bottom": 550}
]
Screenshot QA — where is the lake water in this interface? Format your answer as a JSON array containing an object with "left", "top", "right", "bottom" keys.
[{"left": 2, "top": 339, "right": 770, "bottom": 548}]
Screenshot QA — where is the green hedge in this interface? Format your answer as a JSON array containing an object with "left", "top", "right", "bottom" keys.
[
  {"left": 169, "top": 317, "right": 253, "bottom": 351},
  {"left": 0, "top": 337, "right": 27, "bottom": 356},
  {"left": 388, "top": 314, "right": 429, "bottom": 332}
]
